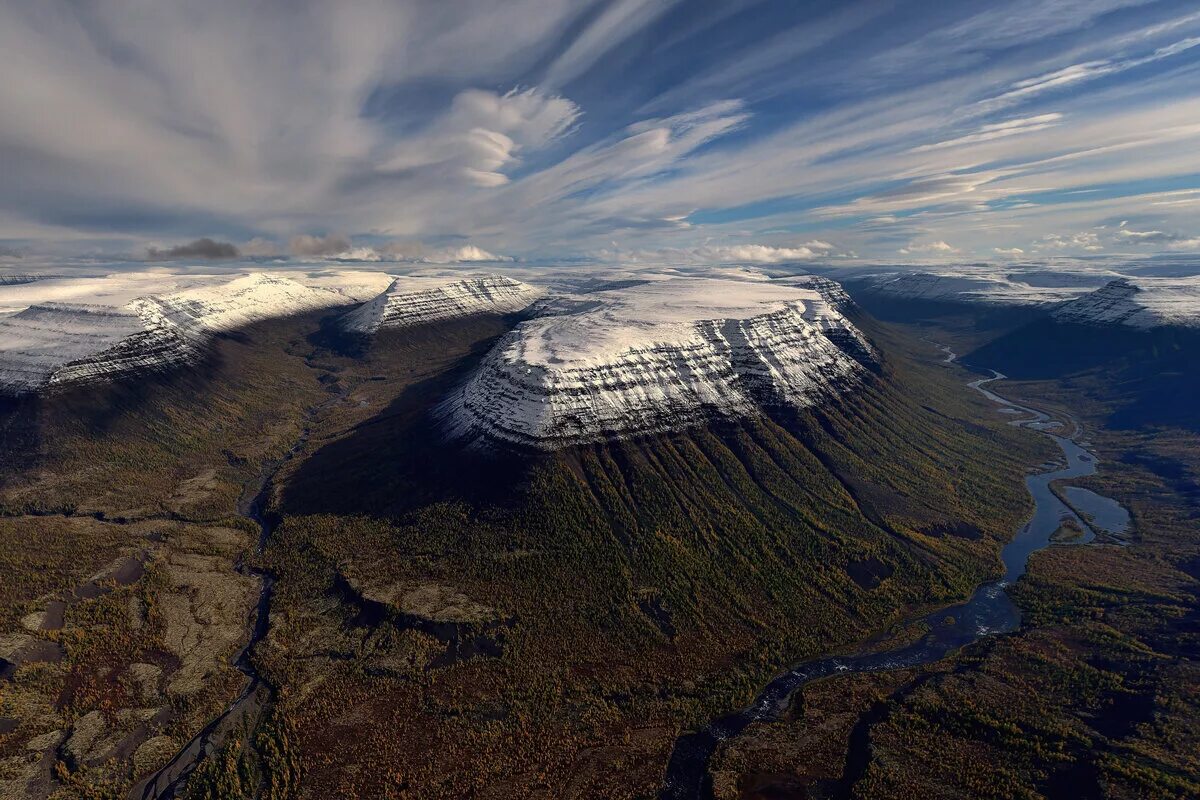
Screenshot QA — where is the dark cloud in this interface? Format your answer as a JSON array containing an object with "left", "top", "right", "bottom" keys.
[
  {"left": 289, "top": 233, "right": 351, "bottom": 256},
  {"left": 147, "top": 237, "right": 239, "bottom": 259}
]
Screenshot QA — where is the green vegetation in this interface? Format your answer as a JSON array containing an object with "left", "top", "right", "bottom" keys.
[
  {"left": 255, "top": 317, "right": 1048, "bottom": 798},
  {"left": 0, "top": 307, "right": 1066, "bottom": 799},
  {"left": 708, "top": 322, "right": 1200, "bottom": 800}
]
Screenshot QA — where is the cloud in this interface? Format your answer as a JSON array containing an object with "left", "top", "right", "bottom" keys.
[
  {"left": 287, "top": 237, "right": 509, "bottom": 263},
  {"left": 975, "top": 35, "right": 1200, "bottom": 113},
  {"left": 1034, "top": 232, "right": 1104, "bottom": 251},
  {"left": 424, "top": 244, "right": 511, "bottom": 263},
  {"left": 289, "top": 233, "right": 352, "bottom": 257},
  {"left": 542, "top": 0, "right": 684, "bottom": 87},
  {"left": 147, "top": 237, "right": 239, "bottom": 260},
  {"left": 899, "top": 240, "right": 959, "bottom": 255},
  {"left": 2, "top": 1, "right": 1200, "bottom": 262},
  {"left": 379, "top": 87, "right": 582, "bottom": 188},
  {"left": 912, "top": 113, "right": 1064, "bottom": 152},
  {"left": 594, "top": 242, "right": 835, "bottom": 265},
  {"left": 1117, "top": 228, "right": 1176, "bottom": 243},
  {"left": 240, "top": 237, "right": 283, "bottom": 257},
  {"left": 1116, "top": 227, "right": 1200, "bottom": 249},
  {"left": 994, "top": 247, "right": 1025, "bottom": 256},
  {"left": 701, "top": 244, "right": 823, "bottom": 263}
]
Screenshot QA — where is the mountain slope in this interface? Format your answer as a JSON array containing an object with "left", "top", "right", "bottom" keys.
[
  {"left": 0, "top": 273, "right": 356, "bottom": 395},
  {"left": 265, "top": 314, "right": 1048, "bottom": 798},
  {"left": 968, "top": 278, "right": 1200, "bottom": 430},
  {"left": 338, "top": 273, "right": 542, "bottom": 335}
]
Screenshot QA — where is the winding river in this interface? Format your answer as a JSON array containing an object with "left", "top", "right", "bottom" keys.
[
  {"left": 660, "top": 349, "right": 1128, "bottom": 799},
  {"left": 130, "top": 353, "right": 346, "bottom": 800}
]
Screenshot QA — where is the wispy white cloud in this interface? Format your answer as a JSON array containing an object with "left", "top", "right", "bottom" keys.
[
  {"left": 594, "top": 241, "right": 837, "bottom": 265},
  {"left": 911, "top": 114, "right": 1064, "bottom": 152},
  {"left": 974, "top": 34, "right": 1200, "bottom": 114},
  {"left": 900, "top": 240, "right": 959, "bottom": 255},
  {"left": 1, "top": 0, "right": 1199, "bottom": 264}
]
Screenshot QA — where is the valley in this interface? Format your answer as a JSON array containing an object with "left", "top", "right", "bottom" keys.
[
  {"left": 0, "top": 272, "right": 1052, "bottom": 798},
  {"left": 0, "top": 268, "right": 1196, "bottom": 799},
  {"left": 7, "top": 3, "right": 1200, "bottom": 797}
]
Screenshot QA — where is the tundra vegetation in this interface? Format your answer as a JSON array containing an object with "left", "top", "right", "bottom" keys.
[{"left": 0, "top": 305, "right": 1087, "bottom": 799}]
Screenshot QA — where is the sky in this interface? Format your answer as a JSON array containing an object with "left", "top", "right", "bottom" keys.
[{"left": 2, "top": 0, "right": 1200, "bottom": 266}]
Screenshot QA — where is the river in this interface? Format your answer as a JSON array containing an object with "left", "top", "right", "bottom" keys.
[
  {"left": 659, "top": 351, "right": 1129, "bottom": 799},
  {"left": 130, "top": 354, "right": 347, "bottom": 800}
]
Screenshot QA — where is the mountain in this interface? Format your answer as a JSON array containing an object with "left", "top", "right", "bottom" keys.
[
  {"left": 266, "top": 280, "right": 1046, "bottom": 798},
  {"left": 968, "top": 277, "right": 1200, "bottom": 430},
  {"left": 1051, "top": 276, "right": 1200, "bottom": 329},
  {"left": 846, "top": 269, "right": 1090, "bottom": 307},
  {"left": 0, "top": 269, "right": 1053, "bottom": 799},
  {"left": 442, "top": 278, "right": 876, "bottom": 450},
  {"left": 338, "top": 273, "right": 542, "bottom": 335},
  {"left": 0, "top": 273, "right": 362, "bottom": 395}
]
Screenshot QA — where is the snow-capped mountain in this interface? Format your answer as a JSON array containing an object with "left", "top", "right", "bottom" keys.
[
  {"left": 1052, "top": 277, "right": 1200, "bottom": 329},
  {"left": 848, "top": 268, "right": 1103, "bottom": 307},
  {"left": 339, "top": 274, "right": 542, "bottom": 334},
  {"left": 776, "top": 274, "right": 857, "bottom": 313},
  {"left": 0, "top": 273, "right": 359, "bottom": 394},
  {"left": 443, "top": 278, "right": 876, "bottom": 450}
]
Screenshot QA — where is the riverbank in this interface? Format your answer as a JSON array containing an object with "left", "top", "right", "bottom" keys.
[{"left": 659, "top": 346, "right": 1132, "bottom": 799}]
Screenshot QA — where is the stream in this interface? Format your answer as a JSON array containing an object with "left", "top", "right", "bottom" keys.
[
  {"left": 659, "top": 348, "right": 1130, "bottom": 799},
  {"left": 130, "top": 363, "right": 343, "bottom": 800}
]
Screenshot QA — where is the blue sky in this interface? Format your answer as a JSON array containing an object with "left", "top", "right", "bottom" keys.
[{"left": 2, "top": 0, "right": 1200, "bottom": 265}]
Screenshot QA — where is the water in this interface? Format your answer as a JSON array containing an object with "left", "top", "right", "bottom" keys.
[
  {"left": 131, "top": 355, "right": 346, "bottom": 800},
  {"left": 1062, "top": 486, "right": 1132, "bottom": 540},
  {"left": 660, "top": 361, "right": 1129, "bottom": 799}
]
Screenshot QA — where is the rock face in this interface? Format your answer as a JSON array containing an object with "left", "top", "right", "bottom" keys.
[
  {"left": 778, "top": 275, "right": 857, "bottom": 313},
  {"left": 1051, "top": 277, "right": 1200, "bottom": 329},
  {"left": 443, "top": 278, "right": 876, "bottom": 450},
  {"left": 0, "top": 273, "right": 350, "bottom": 395},
  {"left": 339, "top": 274, "right": 542, "bottom": 334}
]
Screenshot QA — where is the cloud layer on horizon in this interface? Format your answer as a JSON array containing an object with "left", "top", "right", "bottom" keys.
[{"left": 2, "top": 0, "right": 1200, "bottom": 265}]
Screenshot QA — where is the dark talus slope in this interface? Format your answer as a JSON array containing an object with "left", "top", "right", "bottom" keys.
[{"left": 257, "top": 319, "right": 1049, "bottom": 799}]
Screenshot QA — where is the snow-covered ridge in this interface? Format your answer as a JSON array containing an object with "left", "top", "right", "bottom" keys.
[
  {"left": 339, "top": 274, "right": 542, "bottom": 334},
  {"left": 443, "top": 278, "right": 876, "bottom": 450},
  {"left": 1052, "top": 277, "right": 1200, "bottom": 329},
  {"left": 849, "top": 269, "right": 1100, "bottom": 307},
  {"left": 840, "top": 266, "right": 1137, "bottom": 309},
  {"left": 0, "top": 274, "right": 69, "bottom": 287},
  {"left": 0, "top": 272, "right": 362, "bottom": 394}
]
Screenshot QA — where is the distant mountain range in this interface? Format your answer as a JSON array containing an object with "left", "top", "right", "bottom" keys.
[
  {"left": 840, "top": 267, "right": 1200, "bottom": 431},
  {"left": 0, "top": 269, "right": 882, "bottom": 452}
]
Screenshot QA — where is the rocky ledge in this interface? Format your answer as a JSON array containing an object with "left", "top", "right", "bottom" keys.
[{"left": 338, "top": 274, "right": 542, "bottom": 334}]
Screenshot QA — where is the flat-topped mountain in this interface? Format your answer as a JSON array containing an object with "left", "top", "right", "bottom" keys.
[
  {"left": 339, "top": 273, "right": 542, "bottom": 334},
  {"left": 1052, "top": 277, "right": 1200, "bottom": 329},
  {"left": 0, "top": 273, "right": 356, "bottom": 394},
  {"left": 847, "top": 269, "right": 1090, "bottom": 308},
  {"left": 443, "top": 278, "right": 877, "bottom": 450}
]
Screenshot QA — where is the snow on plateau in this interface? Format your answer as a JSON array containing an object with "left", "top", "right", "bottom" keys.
[{"left": 443, "top": 277, "right": 877, "bottom": 450}]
